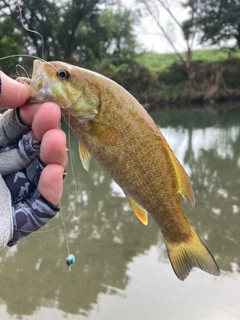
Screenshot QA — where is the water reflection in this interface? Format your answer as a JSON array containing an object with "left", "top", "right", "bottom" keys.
[
  {"left": 0, "top": 106, "right": 239, "bottom": 318},
  {"left": 153, "top": 108, "right": 240, "bottom": 274}
]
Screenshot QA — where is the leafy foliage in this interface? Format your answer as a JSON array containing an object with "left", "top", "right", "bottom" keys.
[
  {"left": 0, "top": 16, "right": 21, "bottom": 75},
  {"left": 0, "top": 0, "right": 138, "bottom": 74},
  {"left": 194, "top": 0, "right": 240, "bottom": 47}
]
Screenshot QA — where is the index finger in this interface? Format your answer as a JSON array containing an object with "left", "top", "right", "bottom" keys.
[{"left": 0, "top": 70, "right": 31, "bottom": 109}]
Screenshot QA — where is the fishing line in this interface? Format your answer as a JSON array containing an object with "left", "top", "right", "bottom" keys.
[
  {"left": 15, "top": 64, "right": 30, "bottom": 78},
  {"left": 60, "top": 107, "right": 79, "bottom": 270},
  {"left": 2, "top": 1, "right": 78, "bottom": 269},
  {"left": 67, "top": 109, "right": 79, "bottom": 200},
  {"left": 0, "top": 54, "right": 45, "bottom": 62},
  {"left": 11, "top": 206, "right": 76, "bottom": 271},
  {"left": 11, "top": 209, "right": 74, "bottom": 234},
  {"left": 60, "top": 205, "right": 74, "bottom": 271},
  {"left": 17, "top": 0, "right": 45, "bottom": 60}
]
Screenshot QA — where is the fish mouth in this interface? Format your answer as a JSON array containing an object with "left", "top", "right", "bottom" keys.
[{"left": 28, "top": 60, "right": 51, "bottom": 104}]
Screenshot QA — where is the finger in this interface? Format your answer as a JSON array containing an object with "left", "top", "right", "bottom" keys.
[
  {"left": 38, "top": 164, "right": 64, "bottom": 205},
  {"left": 19, "top": 101, "right": 60, "bottom": 127},
  {"left": 18, "top": 103, "right": 41, "bottom": 126},
  {"left": 31, "top": 102, "right": 61, "bottom": 141},
  {"left": 0, "top": 71, "right": 31, "bottom": 109},
  {"left": 40, "top": 129, "right": 68, "bottom": 168}
]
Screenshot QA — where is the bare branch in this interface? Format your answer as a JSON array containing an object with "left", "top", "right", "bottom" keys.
[
  {"left": 139, "top": 0, "right": 185, "bottom": 64},
  {"left": 157, "top": 0, "right": 182, "bottom": 29}
]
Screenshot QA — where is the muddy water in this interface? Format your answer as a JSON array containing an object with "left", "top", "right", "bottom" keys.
[{"left": 0, "top": 106, "right": 239, "bottom": 320}]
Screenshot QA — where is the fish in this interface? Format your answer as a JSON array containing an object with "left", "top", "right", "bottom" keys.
[{"left": 27, "top": 59, "right": 220, "bottom": 280}]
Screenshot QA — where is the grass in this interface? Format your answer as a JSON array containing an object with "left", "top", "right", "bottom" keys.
[
  {"left": 131, "top": 47, "right": 240, "bottom": 107},
  {"left": 136, "top": 47, "right": 240, "bottom": 73},
  {"left": 98, "top": 47, "right": 240, "bottom": 107},
  {"left": 136, "top": 51, "right": 181, "bottom": 72}
]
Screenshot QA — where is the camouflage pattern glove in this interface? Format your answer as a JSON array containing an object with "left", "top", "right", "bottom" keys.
[{"left": 0, "top": 110, "right": 60, "bottom": 249}]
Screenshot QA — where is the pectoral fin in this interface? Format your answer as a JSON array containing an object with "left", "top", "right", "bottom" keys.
[
  {"left": 125, "top": 193, "right": 148, "bottom": 225},
  {"left": 78, "top": 142, "right": 91, "bottom": 171}
]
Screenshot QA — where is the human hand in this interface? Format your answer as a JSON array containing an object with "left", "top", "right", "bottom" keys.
[
  {"left": 0, "top": 70, "right": 67, "bottom": 247},
  {"left": 1, "top": 71, "right": 68, "bottom": 204}
]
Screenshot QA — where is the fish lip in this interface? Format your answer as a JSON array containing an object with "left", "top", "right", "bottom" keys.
[
  {"left": 28, "top": 60, "right": 50, "bottom": 103},
  {"left": 32, "top": 59, "right": 43, "bottom": 78}
]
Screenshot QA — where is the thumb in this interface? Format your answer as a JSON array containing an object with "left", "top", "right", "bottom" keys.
[{"left": 0, "top": 70, "right": 31, "bottom": 109}]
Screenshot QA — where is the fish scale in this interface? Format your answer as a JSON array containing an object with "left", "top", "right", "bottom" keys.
[{"left": 27, "top": 59, "right": 220, "bottom": 281}]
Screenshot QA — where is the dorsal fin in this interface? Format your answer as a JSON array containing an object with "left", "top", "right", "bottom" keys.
[
  {"left": 125, "top": 193, "right": 148, "bottom": 225},
  {"left": 78, "top": 142, "right": 91, "bottom": 171},
  {"left": 167, "top": 147, "right": 195, "bottom": 208}
]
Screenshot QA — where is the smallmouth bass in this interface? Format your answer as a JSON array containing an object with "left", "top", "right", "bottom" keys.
[{"left": 28, "top": 60, "right": 220, "bottom": 280}]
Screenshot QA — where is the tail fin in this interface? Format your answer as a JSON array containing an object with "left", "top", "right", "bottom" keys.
[{"left": 166, "top": 229, "right": 220, "bottom": 281}]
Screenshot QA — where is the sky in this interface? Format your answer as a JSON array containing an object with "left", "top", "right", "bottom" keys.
[
  {"left": 135, "top": 1, "right": 190, "bottom": 53},
  {"left": 123, "top": 0, "right": 205, "bottom": 53}
]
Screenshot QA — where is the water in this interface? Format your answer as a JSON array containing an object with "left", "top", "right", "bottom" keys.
[{"left": 0, "top": 106, "right": 240, "bottom": 320}]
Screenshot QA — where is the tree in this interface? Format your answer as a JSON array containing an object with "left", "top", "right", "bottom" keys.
[
  {"left": 0, "top": 15, "right": 22, "bottom": 75},
  {"left": 97, "top": 8, "right": 137, "bottom": 59},
  {"left": 73, "top": 7, "right": 138, "bottom": 64},
  {"left": 137, "top": 0, "right": 201, "bottom": 85},
  {"left": 182, "top": 1, "right": 202, "bottom": 78},
  {"left": 0, "top": 0, "right": 138, "bottom": 74},
  {"left": 197, "top": 0, "right": 240, "bottom": 47}
]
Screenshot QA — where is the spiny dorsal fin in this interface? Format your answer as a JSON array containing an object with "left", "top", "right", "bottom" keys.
[
  {"left": 78, "top": 142, "right": 91, "bottom": 171},
  {"left": 166, "top": 147, "right": 195, "bottom": 208},
  {"left": 125, "top": 193, "right": 148, "bottom": 225}
]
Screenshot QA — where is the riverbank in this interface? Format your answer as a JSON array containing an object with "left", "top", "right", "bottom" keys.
[{"left": 95, "top": 48, "right": 240, "bottom": 110}]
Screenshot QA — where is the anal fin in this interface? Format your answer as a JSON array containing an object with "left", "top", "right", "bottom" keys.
[{"left": 125, "top": 193, "right": 148, "bottom": 225}]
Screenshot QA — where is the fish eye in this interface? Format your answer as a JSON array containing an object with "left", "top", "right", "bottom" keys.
[{"left": 57, "top": 70, "right": 70, "bottom": 80}]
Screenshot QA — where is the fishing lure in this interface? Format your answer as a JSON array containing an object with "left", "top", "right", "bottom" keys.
[{"left": 66, "top": 254, "right": 76, "bottom": 267}]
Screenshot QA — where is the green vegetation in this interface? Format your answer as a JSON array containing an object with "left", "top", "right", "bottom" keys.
[
  {"left": 196, "top": 0, "right": 240, "bottom": 48},
  {"left": 136, "top": 48, "right": 240, "bottom": 73},
  {"left": 136, "top": 51, "right": 181, "bottom": 72},
  {"left": 0, "top": 0, "right": 137, "bottom": 75},
  {"left": 1, "top": 0, "right": 240, "bottom": 108},
  {"left": 95, "top": 48, "right": 240, "bottom": 109}
]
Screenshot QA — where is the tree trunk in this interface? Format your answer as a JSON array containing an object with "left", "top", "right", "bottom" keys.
[
  {"left": 186, "top": 48, "right": 195, "bottom": 87},
  {"left": 236, "top": 24, "right": 240, "bottom": 47}
]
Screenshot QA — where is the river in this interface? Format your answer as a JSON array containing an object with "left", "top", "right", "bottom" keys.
[{"left": 0, "top": 105, "right": 239, "bottom": 320}]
